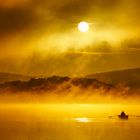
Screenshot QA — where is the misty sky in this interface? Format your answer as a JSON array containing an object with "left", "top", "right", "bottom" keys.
[{"left": 0, "top": 0, "right": 140, "bottom": 76}]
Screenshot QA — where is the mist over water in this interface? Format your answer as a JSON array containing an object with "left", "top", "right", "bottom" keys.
[{"left": 0, "top": 75, "right": 139, "bottom": 104}]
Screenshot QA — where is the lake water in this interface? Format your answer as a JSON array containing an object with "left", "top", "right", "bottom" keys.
[{"left": 0, "top": 104, "right": 140, "bottom": 140}]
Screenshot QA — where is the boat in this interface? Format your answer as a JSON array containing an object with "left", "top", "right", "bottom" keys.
[
  {"left": 118, "top": 111, "right": 129, "bottom": 120},
  {"left": 118, "top": 115, "right": 129, "bottom": 119}
]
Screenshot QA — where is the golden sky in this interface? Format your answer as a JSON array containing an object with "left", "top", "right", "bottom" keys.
[{"left": 0, "top": 0, "right": 140, "bottom": 76}]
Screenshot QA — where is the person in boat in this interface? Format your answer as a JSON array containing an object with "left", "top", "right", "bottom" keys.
[
  {"left": 121, "top": 111, "right": 126, "bottom": 117},
  {"left": 118, "top": 111, "right": 129, "bottom": 119}
]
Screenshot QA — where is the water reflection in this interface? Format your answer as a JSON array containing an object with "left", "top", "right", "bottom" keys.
[
  {"left": 0, "top": 104, "right": 140, "bottom": 140},
  {"left": 75, "top": 118, "right": 90, "bottom": 123}
]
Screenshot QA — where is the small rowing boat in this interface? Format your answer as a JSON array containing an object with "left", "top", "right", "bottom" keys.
[{"left": 118, "top": 111, "right": 129, "bottom": 120}]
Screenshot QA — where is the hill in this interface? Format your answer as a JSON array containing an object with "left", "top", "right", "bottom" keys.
[
  {"left": 87, "top": 68, "right": 140, "bottom": 89},
  {"left": 0, "top": 72, "right": 30, "bottom": 84},
  {"left": 0, "top": 76, "right": 114, "bottom": 92},
  {"left": 0, "top": 75, "right": 137, "bottom": 103}
]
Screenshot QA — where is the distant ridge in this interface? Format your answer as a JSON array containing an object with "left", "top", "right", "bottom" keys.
[
  {"left": 0, "top": 67, "right": 140, "bottom": 89},
  {"left": 87, "top": 68, "right": 140, "bottom": 89},
  {"left": 0, "top": 72, "right": 31, "bottom": 84},
  {"left": 0, "top": 76, "right": 114, "bottom": 95}
]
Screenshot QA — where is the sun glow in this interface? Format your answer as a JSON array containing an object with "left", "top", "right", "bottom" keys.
[
  {"left": 75, "top": 118, "right": 90, "bottom": 123},
  {"left": 78, "top": 21, "right": 89, "bottom": 32}
]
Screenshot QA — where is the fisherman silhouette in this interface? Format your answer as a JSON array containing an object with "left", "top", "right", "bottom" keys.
[
  {"left": 118, "top": 111, "right": 129, "bottom": 119},
  {"left": 121, "top": 111, "right": 126, "bottom": 117}
]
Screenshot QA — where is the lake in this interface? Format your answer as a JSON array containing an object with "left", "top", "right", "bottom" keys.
[{"left": 0, "top": 104, "right": 140, "bottom": 140}]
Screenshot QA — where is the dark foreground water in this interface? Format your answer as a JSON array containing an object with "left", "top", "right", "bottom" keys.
[{"left": 0, "top": 104, "right": 140, "bottom": 140}]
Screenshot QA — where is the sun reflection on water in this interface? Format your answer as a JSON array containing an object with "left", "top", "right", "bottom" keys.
[{"left": 75, "top": 118, "right": 90, "bottom": 123}]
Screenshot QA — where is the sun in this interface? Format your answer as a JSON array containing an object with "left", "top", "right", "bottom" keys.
[{"left": 78, "top": 21, "right": 89, "bottom": 32}]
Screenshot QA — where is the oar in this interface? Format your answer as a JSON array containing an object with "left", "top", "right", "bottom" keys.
[
  {"left": 109, "top": 115, "right": 140, "bottom": 118},
  {"left": 129, "top": 115, "right": 140, "bottom": 117}
]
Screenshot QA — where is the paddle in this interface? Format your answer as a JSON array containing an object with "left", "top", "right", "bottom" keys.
[
  {"left": 129, "top": 115, "right": 140, "bottom": 117},
  {"left": 109, "top": 115, "right": 140, "bottom": 118}
]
